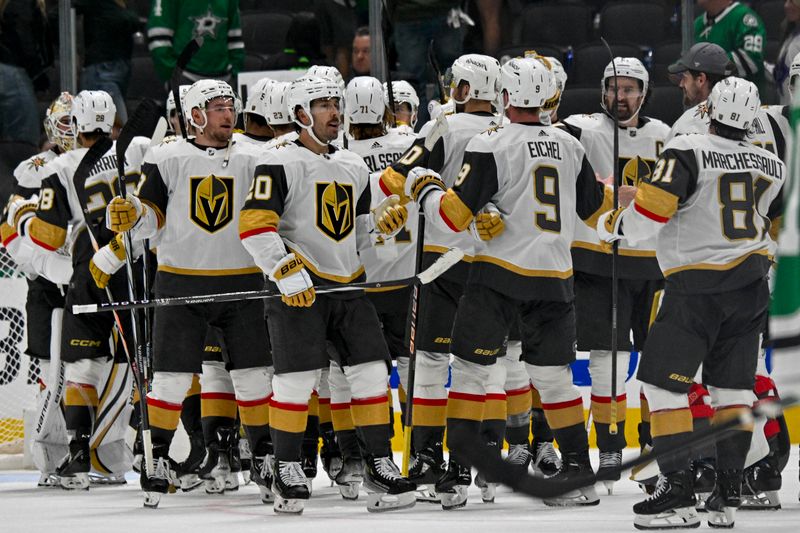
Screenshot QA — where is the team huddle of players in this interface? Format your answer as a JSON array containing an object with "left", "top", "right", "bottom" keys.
[{"left": 1, "top": 44, "right": 796, "bottom": 528}]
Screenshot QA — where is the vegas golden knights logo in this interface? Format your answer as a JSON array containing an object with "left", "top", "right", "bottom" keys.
[
  {"left": 316, "top": 181, "right": 354, "bottom": 241},
  {"left": 190, "top": 175, "right": 234, "bottom": 233},
  {"left": 621, "top": 156, "right": 652, "bottom": 187}
]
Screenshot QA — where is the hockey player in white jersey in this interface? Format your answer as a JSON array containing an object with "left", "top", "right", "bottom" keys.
[
  {"left": 1, "top": 92, "right": 74, "bottom": 487},
  {"left": 389, "top": 56, "right": 614, "bottom": 509},
  {"left": 384, "top": 80, "right": 419, "bottom": 135},
  {"left": 238, "top": 75, "right": 416, "bottom": 514},
  {"left": 8, "top": 91, "right": 150, "bottom": 490},
  {"left": 337, "top": 75, "right": 417, "bottom": 498},
  {"left": 560, "top": 58, "right": 670, "bottom": 492},
  {"left": 598, "top": 77, "right": 783, "bottom": 530},
  {"left": 104, "top": 80, "right": 274, "bottom": 508},
  {"left": 378, "top": 55, "right": 501, "bottom": 504}
]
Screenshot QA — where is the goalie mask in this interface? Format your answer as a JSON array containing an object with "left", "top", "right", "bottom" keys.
[
  {"left": 288, "top": 75, "right": 342, "bottom": 146},
  {"left": 449, "top": 54, "right": 501, "bottom": 105},
  {"left": 71, "top": 90, "right": 116, "bottom": 135},
  {"left": 500, "top": 57, "right": 556, "bottom": 109},
  {"left": 265, "top": 81, "right": 293, "bottom": 126},
  {"left": 707, "top": 76, "right": 759, "bottom": 131},
  {"left": 345, "top": 76, "right": 385, "bottom": 125},
  {"left": 601, "top": 57, "right": 649, "bottom": 126},
  {"left": 384, "top": 80, "right": 419, "bottom": 127},
  {"left": 184, "top": 79, "right": 242, "bottom": 132},
  {"left": 44, "top": 92, "right": 75, "bottom": 151}
]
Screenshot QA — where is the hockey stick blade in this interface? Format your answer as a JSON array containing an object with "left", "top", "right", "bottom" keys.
[
  {"left": 72, "top": 247, "right": 464, "bottom": 314},
  {"left": 149, "top": 117, "right": 168, "bottom": 149},
  {"left": 465, "top": 396, "right": 798, "bottom": 500},
  {"left": 417, "top": 247, "right": 463, "bottom": 284}
]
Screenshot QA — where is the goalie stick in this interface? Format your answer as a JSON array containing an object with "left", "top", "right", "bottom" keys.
[
  {"left": 170, "top": 37, "right": 203, "bottom": 139},
  {"left": 462, "top": 395, "right": 796, "bottom": 499},
  {"left": 73, "top": 247, "right": 465, "bottom": 314}
]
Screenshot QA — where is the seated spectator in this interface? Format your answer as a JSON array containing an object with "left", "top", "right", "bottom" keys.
[
  {"left": 350, "top": 26, "right": 370, "bottom": 77},
  {"left": 774, "top": 0, "right": 800, "bottom": 104}
]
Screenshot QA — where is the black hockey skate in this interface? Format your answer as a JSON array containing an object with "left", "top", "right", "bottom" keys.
[
  {"left": 272, "top": 460, "right": 310, "bottom": 514},
  {"left": 227, "top": 441, "right": 241, "bottom": 492},
  {"left": 692, "top": 458, "right": 717, "bottom": 511},
  {"left": 542, "top": 450, "right": 599, "bottom": 507},
  {"left": 505, "top": 443, "right": 532, "bottom": 476},
  {"left": 334, "top": 457, "right": 364, "bottom": 500},
  {"left": 175, "top": 430, "right": 204, "bottom": 491},
  {"left": 301, "top": 452, "right": 318, "bottom": 493},
  {"left": 251, "top": 454, "right": 274, "bottom": 504},
  {"left": 741, "top": 457, "right": 781, "bottom": 510},
  {"left": 597, "top": 450, "right": 623, "bottom": 495},
  {"left": 363, "top": 455, "right": 416, "bottom": 512},
  {"left": 320, "top": 429, "right": 343, "bottom": 482},
  {"left": 435, "top": 458, "right": 471, "bottom": 510},
  {"left": 55, "top": 439, "right": 90, "bottom": 490},
  {"left": 140, "top": 445, "right": 177, "bottom": 509},
  {"left": 633, "top": 470, "right": 700, "bottom": 530},
  {"left": 706, "top": 469, "right": 743, "bottom": 528},
  {"left": 198, "top": 441, "right": 232, "bottom": 494},
  {"left": 408, "top": 444, "right": 446, "bottom": 485},
  {"left": 531, "top": 439, "right": 561, "bottom": 477}
]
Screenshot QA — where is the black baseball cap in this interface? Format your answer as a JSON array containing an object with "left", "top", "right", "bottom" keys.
[{"left": 668, "top": 42, "right": 734, "bottom": 76}]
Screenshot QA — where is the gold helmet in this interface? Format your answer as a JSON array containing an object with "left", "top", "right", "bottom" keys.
[{"left": 44, "top": 92, "right": 75, "bottom": 151}]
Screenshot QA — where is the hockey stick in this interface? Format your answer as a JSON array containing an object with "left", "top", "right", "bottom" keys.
[
  {"left": 113, "top": 100, "right": 165, "bottom": 478},
  {"left": 171, "top": 37, "right": 203, "bottom": 140},
  {"left": 72, "top": 247, "right": 465, "bottom": 314},
  {"left": 463, "top": 395, "right": 796, "bottom": 499},
  {"left": 401, "top": 210, "right": 426, "bottom": 475},
  {"left": 600, "top": 37, "right": 621, "bottom": 435},
  {"left": 381, "top": 6, "right": 397, "bottom": 129},
  {"left": 72, "top": 136, "right": 155, "bottom": 475},
  {"left": 428, "top": 40, "right": 447, "bottom": 105}
]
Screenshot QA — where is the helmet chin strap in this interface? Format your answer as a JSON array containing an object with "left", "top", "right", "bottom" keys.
[
  {"left": 450, "top": 85, "right": 470, "bottom": 106},
  {"left": 297, "top": 114, "right": 330, "bottom": 147}
]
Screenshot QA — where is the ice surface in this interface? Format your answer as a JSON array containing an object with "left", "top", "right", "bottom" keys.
[{"left": 2, "top": 449, "right": 800, "bottom": 532}]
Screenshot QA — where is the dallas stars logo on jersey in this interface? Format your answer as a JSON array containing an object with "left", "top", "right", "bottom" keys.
[
  {"left": 316, "top": 181, "right": 353, "bottom": 241},
  {"left": 189, "top": 8, "right": 227, "bottom": 39},
  {"left": 190, "top": 175, "right": 233, "bottom": 233}
]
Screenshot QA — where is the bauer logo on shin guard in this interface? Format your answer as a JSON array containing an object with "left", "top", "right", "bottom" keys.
[{"left": 190, "top": 175, "right": 234, "bottom": 233}]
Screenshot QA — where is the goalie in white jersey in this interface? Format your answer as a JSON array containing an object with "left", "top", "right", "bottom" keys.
[
  {"left": 105, "top": 80, "right": 274, "bottom": 507},
  {"left": 598, "top": 77, "right": 784, "bottom": 530},
  {"left": 391, "top": 56, "right": 614, "bottom": 508},
  {"left": 560, "top": 58, "right": 670, "bottom": 487},
  {"left": 7, "top": 91, "right": 149, "bottom": 490},
  {"left": 238, "top": 75, "right": 416, "bottom": 514}
]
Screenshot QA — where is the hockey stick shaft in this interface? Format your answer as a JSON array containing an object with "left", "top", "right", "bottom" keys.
[
  {"left": 428, "top": 40, "right": 447, "bottom": 104},
  {"left": 73, "top": 247, "right": 464, "bottom": 314},
  {"left": 171, "top": 37, "right": 203, "bottom": 139},
  {"left": 401, "top": 211, "right": 426, "bottom": 475},
  {"left": 381, "top": 6, "right": 397, "bottom": 129},
  {"left": 600, "top": 37, "right": 621, "bottom": 435}
]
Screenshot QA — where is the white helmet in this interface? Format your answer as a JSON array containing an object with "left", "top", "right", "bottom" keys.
[
  {"left": 345, "top": 76, "right": 385, "bottom": 124},
  {"left": 166, "top": 85, "right": 191, "bottom": 122},
  {"left": 384, "top": 80, "right": 419, "bottom": 126},
  {"left": 548, "top": 57, "right": 568, "bottom": 93},
  {"left": 265, "top": 81, "right": 293, "bottom": 125},
  {"left": 602, "top": 57, "right": 649, "bottom": 95},
  {"left": 789, "top": 51, "right": 800, "bottom": 98},
  {"left": 184, "top": 79, "right": 241, "bottom": 131},
  {"left": 450, "top": 54, "right": 501, "bottom": 104},
  {"left": 601, "top": 57, "right": 649, "bottom": 124},
  {"left": 501, "top": 57, "right": 556, "bottom": 109},
  {"left": 306, "top": 65, "right": 346, "bottom": 93},
  {"left": 245, "top": 77, "right": 275, "bottom": 120},
  {"left": 288, "top": 75, "right": 342, "bottom": 144},
  {"left": 44, "top": 92, "right": 75, "bottom": 151},
  {"left": 707, "top": 76, "right": 760, "bottom": 131},
  {"left": 71, "top": 90, "right": 116, "bottom": 134}
]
